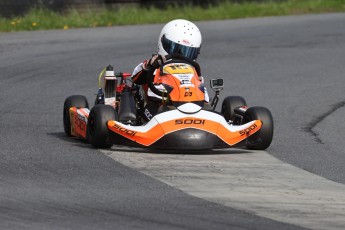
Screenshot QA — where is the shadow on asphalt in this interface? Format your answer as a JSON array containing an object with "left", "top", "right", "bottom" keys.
[
  {"left": 47, "top": 132, "right": 91, "bottom": 149},
  {"left": 48, "top": 132, "right": 253, "bottom": 155},
  {"left": 108, "top": 145, "right": 252, "bottom": 155}
]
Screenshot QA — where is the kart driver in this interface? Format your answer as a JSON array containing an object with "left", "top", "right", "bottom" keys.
[{"left": 131, "top": 19, "right": 209, "bottom": 121}]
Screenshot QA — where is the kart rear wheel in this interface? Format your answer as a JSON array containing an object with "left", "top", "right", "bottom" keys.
[
  {"left": 243, "top": 107, "right": 273, "bottom": 150},
  {"left": 63, "top": 95, "right": 89, "bottom": 136},
  {"left": 221, "top": 96, "right": 247, "bottom": 121},
  {"left": 87, "top": 105, "right": 117, "bottom": 148}
]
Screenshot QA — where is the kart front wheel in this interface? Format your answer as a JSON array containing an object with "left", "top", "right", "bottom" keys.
[
  {"left": 243, "top": 107, "right": 273, "bottom": 150},
  {"left": 63, "top": 95, "right": 89, "bottom": 136},
  {"left": 87, "top": 105, "right": 117, "bottom": 148},
  {"left": 221, "top": 96, "right": 247, "bottom": 121}
]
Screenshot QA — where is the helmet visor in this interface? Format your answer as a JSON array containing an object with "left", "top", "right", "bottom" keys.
[{"left": 161, "top": 35, "right": 200, "bottom": 60}]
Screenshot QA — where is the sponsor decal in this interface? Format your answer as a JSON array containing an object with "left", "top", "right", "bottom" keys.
[
  {"left": 175, "top": 74, "right": 194, "bottom": 87},
  {"left": 180, "top": 79, "right": 192, "bottom": 85},
  {"left": 178, "top": 74, "right": 190, "bottom": 79},
  {"left": 77, "top": 113, "right": 87, "bottom": 122},
  {"left": 184, "top": 92, "right": 193, "bottom": 97},
  {"left": 75, "top": 114, "right": 86, "bottom": 132},
  {"left": 144, "top": 108, "right": 153, "bottom": 120},
  {"left": 164, "top": 63, "right": 194, "bottom": 74},
  {"left": 239, "top": 106, "right": 248, "bottom": 112},
  {"left": 175, "top": 119, "right": 205, "bottom": 125},
  {"left": 182, "top": 39, "right": 191, "bottom": 45},
  {"left": 239, "top": 123, "right": 257, "bottom": 136},
  {"left": 170, "top": 64, "right": 189, "bottom": 70},
  {"left": 113, "top": 123, "right": 137, "bottom": 136}
]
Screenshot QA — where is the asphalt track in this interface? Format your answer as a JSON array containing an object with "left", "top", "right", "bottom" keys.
[{"left": 0, "top": 13, "right": 344, "bottom": 229}]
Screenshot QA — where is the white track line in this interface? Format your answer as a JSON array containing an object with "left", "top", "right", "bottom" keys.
[{"left": 102, "top": 148, "right": 345, "bottom": 230}]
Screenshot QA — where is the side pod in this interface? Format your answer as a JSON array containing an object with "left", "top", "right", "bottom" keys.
[{"left": 69, "top": 107, "right": 90, "bottom": 139}]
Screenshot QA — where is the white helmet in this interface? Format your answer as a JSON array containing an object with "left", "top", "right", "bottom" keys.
[{"left": 157, "top": 19, "right": 202, "bottom": 60}]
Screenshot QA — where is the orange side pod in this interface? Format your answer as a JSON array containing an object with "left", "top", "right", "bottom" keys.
[{"left": 69, "top": 107, "right": 89, "bottom": 139}]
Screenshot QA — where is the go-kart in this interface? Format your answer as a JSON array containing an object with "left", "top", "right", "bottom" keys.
[{"left": 63, "top": 54, "right": 273, "bottom": 150}]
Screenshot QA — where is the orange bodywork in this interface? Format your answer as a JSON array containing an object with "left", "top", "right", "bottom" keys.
[
  {"left": 69, "top": 107, "right": 89, "bottom": 139},
  {"left": 154, "top": 63, "right": 205, "bottom": 103},
  {"left": 108, "top": 117, "right": 262, "bottom": 147}
]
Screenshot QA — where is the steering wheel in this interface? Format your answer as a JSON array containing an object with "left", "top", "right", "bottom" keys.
[{"left": 146, "top": 53, "right": 201, "bottom": 97}]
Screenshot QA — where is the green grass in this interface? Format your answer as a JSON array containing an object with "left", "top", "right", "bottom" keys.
[{"left": 1, "top": 0, "right": 344, "bottom": 32}]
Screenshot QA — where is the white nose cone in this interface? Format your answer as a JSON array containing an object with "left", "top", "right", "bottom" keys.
[{"left": 177, "top": 103, "right": 202, "bottom": 114}]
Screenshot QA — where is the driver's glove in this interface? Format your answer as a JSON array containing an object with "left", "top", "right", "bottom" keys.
[{"left": 143, "top": 55, "right": 165, "bottom": 70}]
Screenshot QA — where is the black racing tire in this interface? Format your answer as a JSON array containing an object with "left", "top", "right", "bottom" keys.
[
  {"left": 221, "top": 96, "right": 247, "bottom": 121},
  {"left": 243, "top": 107, "right": 274, "bottom": 150},
  {"left": 87, "top": 105, "right": 117, "bottom": 148},
  {"left": 63, "top": 95, "right": 89, "bottom": 136}
]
